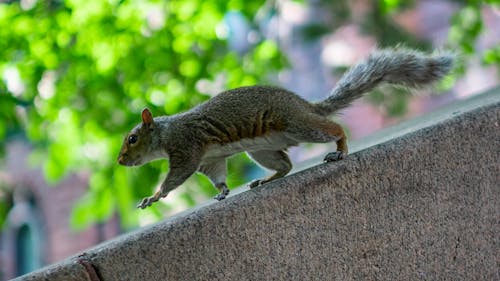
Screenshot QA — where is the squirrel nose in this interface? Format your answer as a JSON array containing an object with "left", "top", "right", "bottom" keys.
[{"left": 117, "top": 155, "right": 125, "bottom": 165}]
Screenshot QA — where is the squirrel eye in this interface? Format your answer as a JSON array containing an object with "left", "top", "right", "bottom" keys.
[{"left": 128, "top": 135, "right": 138, "bottom": 144}]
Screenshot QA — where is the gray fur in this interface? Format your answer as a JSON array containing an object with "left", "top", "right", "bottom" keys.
[
  {"left": 317, "top": 48, "right": 454, "bottom": 114},
  {"left": 119, "top": 47, "right": 455, "bottom": 209}
]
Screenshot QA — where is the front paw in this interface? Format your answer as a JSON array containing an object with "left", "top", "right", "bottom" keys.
[{"left": 137, "top": 196, "right": 156, "bottom": 209}]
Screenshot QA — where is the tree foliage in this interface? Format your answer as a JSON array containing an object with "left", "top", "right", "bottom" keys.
[{"left": 0, "top": 0, "right": 284, "bottom": 229}]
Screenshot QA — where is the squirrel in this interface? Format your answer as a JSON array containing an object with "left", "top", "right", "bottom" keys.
[{"left": 117, "top": 47, "right": 454, "bottom": 209}]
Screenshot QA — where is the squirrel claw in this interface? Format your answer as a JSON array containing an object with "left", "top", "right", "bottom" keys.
[
  {"left": 137, "top": 196, "right": 155, "bottom": 209},
  {"left": 214, "top": 193, "right": 226, "bottom": 201},
  {"left": 323, "top": 151, "right": 345, "bottom": 162},
  {"left": 248, "top": 179, "right": 263, "bottom": 189},
  {"left": 214, "top": 184, "right": 230, "bottom": 201},
  {"left": 136, "top": 202, "right": 147, "bottom": 209}
]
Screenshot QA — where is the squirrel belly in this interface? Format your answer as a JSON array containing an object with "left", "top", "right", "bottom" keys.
[
  {"left": 201, "top": 132, "right": 300, "bottom": 161},
  {"left": 118, "top": 47, "right": 454, "bottom": 209}
]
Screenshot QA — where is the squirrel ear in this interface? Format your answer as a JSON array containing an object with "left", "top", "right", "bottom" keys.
[{"left": 141, "top": 108, "right": 154, "bottom": 127}]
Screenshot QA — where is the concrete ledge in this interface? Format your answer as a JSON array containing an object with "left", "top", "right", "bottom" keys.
[{"left": 15, "top": 89, "right": 500, "bottom": 281}]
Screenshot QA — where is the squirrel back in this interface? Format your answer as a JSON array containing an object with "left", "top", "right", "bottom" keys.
[{"left": 316, "top": 47, "right": 454, "bottom": 115}]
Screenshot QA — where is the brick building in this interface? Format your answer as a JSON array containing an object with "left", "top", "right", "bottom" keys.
[{"left": 0, "top": 140, "right": 121, "bottom": 280}]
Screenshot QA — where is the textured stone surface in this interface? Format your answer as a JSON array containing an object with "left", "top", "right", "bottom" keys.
[
  {"left": 13, "top": 260, "right": 89, "bottom": 281},
  {"left": 14, "top": 89, "right": 500, "bottom": 281}
]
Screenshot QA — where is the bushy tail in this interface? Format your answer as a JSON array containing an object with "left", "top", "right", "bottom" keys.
[{"left": 317, "top": 47, "right": 454, "bottom": 114}]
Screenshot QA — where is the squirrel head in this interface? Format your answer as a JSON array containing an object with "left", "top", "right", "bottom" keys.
[{"left": 117, "top": 108, "right": 157, "bottom": 166}]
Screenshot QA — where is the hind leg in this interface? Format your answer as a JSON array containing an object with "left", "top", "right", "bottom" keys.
[
  {"left": 288, "top": 114, "right": 348, "bottom": 162},
  {"left": 247, "top": 150, "right": 292, "bottom": 188},
  {"left": 323, "top": 138, "right": 347, "bottom": 162}
]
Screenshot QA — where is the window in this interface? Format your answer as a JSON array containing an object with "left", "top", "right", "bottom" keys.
[{"left": 1, "top": 192, "right": 44, "bottom": 279}]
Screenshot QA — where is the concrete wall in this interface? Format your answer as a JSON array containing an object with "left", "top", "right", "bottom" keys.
[{"left": 14, "top": 89, "right": 500, "bottom": 281}]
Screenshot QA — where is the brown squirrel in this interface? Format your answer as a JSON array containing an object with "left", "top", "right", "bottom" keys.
[{"left": 117, "top": 47, "right": 454, "bottom": 209}]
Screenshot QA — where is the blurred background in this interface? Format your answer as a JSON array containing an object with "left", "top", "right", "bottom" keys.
[{"left": 0, "top": 0, "right": 498, "bottom": 279}]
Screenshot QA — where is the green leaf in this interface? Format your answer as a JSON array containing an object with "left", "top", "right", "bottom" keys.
[
  {"left": 483, "top": 46, "right": 500, "bottom": 66},
  {"left": 255, "top": 40, "right": 279, "bottom": 60},
  {"left": 70, "top": 194, "right": 96, "bottom": 230}
]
